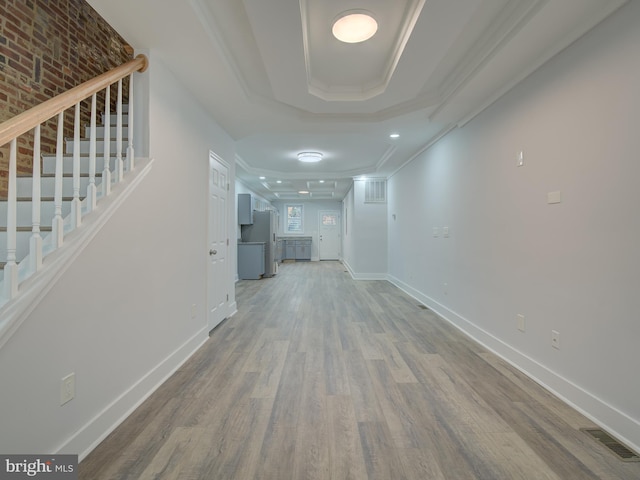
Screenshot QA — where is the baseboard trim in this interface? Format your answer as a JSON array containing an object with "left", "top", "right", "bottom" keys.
[
  {"left": 387, "top": 274, "right": 640, "bottom": 454},
  {"left": 341, "top": 260, "right": 389, "bottom": 281},
  {"left": 57, "top": 326, "right": 208, "bottom": 461},
  {"left": 227, "top": 301, "right": 238, "bottom": 319}
]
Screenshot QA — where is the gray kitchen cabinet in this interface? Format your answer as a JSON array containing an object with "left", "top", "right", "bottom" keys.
[
  {"left": 279, "top": 237, "right": 312, "bottom": 260},
  {"left": 238, "top": 193, "right": 253, "bottom": 225},
  {"left": 295, "top": 239, "right": 311, "bottom": 260},
  {"left": 285, "top": 240, "right": 296, "bottom": 260},
  {"left": 237, "top": 242, "right": 265, "bottom": 279}
]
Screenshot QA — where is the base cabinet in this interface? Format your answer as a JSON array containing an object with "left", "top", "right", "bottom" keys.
[
  {"left": 279, "top": 237, "right": 312, "bottom": 261},
  {"left": 238, "top": 243, "right": 265, "bottom": 279}
]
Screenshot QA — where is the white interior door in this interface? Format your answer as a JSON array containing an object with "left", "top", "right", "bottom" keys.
[
  {"left": 319, "top": 210, "right": 341, "bottom": 260},
  {"left": 208, "top": 152, "right": 229, "bottom": 331}
]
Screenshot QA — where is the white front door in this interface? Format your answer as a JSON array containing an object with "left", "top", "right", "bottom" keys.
[
  {"left": 319, "top": 210, "right": 341, "bottom": 260},
  {"left": 208, "top": 151, "right": 229, "bottom": 331}
]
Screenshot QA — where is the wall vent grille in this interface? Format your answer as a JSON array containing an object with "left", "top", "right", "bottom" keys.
[
  {"left": 581, "top": 428, "right": 640, "bottom": 462},
  {"left": 365, "top": 179, "right": 386, "bottom": 203}
]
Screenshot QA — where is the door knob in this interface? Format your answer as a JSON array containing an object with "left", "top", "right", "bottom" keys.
[{"left": 210, "top": 249, "right": 217, "bottom": 255}]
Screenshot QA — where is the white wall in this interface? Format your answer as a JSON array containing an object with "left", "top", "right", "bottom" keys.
[
  {"left": 272, "top": 199, "right": 343, "bottom": 261},
  {"left": 0, "top": 51, "right": 238, "bottom": 458},
  {"left": 342, "top": 180, "right": 388, "bottom": 279},
  {"left": 388, "top": 2, "right": 640, "bottom": 451}
]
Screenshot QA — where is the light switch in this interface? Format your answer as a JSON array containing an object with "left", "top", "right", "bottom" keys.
[
  {"left": 433, "top": 227, "right": 439, "bottom": 237},
  {"left": 517, "top": 151, "right": 524, "bottom": 167},
  {"left": 443, "top": 226, "right": 449, "bottom": 238}
]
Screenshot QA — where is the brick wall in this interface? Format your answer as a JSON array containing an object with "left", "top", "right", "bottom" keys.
[{"left": 0, "top": 0, "right": 133, "bottom": 197}]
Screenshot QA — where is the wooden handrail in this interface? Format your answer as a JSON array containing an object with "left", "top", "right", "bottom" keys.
[{"left": 0, "top": 54, "right": 148, "bottom": 147}]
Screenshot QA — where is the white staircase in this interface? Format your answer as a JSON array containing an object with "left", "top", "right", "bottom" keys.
[
  {"left": 0, "top": 53, "right": 149, "bottom": 350},
  {"left": 0, "top": 106, "right": 129, "bottom": 270}
]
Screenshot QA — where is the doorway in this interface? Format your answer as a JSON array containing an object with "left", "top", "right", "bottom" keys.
[{"left": 319, "top": 210, "right": 341, "bottom": 260}]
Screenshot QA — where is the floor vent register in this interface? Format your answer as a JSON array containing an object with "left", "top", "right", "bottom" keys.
[{"left": 581, "top": 428, "right": 640, "bottom": 462}]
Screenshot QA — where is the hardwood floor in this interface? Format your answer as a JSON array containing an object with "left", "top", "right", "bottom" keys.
[{"left": 79, "top": 261, "right": 640, "bottom": 479}]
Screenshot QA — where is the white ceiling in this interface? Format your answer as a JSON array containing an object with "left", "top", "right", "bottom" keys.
[{"left": 88, "top": 0, "right": 626, "bottom": 201}]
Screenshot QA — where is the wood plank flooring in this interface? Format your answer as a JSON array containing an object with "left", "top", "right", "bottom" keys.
[{"left": 79, "top": 261, "right": 640, "bottom": 479}]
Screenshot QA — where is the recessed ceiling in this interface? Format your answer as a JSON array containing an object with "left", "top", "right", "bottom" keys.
[{"left": 88, "top": 0, "right": 627, "bottom": 201}]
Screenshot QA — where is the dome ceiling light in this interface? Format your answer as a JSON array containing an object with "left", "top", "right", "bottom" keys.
[
  {"left": 332, "top": 11, "right": 378, "bottom": 44},
  {"left": 297, "top": 151, "right": 323, "bottom": 163}
]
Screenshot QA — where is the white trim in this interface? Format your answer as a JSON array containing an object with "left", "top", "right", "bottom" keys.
[
  {"left": 387, "top": 274, "right": 640, "bottom": 455},
  {"left": 342, "top": 259, "right": 388, "bottom": 281},
  {"left": 227, "top": 301, "right": 238, "bottom": 319},
  {"left": 58, "top": 327, "right": 208, "bottom": 460}
]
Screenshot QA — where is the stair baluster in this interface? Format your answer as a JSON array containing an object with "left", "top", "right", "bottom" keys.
[
  {"left": 115, "top": 79, "right": 124, "bottom": 184},
  {"left": 71, "top": 102, "right": 82, "bottom": 228},
  {"left": 87, "top": 93, "right": 97, "bottom": 212},
  {"left": 29, "top": 125, "right": 42, "bottom": 273},
  {"left": 126, "top": 73, "right": 135, "bottom": 171},
  {"left": 0, "top": 54, "right": 148, "bottom": 312},
  {"left": 102, "top": 85, "right": 111, "bottom": 197},
  {"left": 52, "top": 112, "right": 64, "bottom": 248},
  {"left": 3, "top": 139, "right": 18, "bottom": 299}
]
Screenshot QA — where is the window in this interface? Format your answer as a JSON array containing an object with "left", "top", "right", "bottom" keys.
[
  {"left": 322, "top": 213, "right": 338, "bottom": 226},
  {"left": 286, "top": 204, "right": 303, "bottom": 233}
]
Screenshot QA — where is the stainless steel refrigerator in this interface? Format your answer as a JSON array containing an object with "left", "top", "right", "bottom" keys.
[{"left": 240, "top": 210, "right": 278, "bottom": 277}]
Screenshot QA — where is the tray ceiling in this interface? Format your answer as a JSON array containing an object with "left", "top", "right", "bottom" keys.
[{"left": 89, "top": 0, "right": 627, "bottom": 200}]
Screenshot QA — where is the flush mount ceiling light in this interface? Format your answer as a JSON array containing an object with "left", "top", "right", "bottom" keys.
[
  {"left": 297, "top": 151, "right": 323, "bottom": 163},
  {"left": 332, "top": 11, "right": 378, "bottom": 44}
]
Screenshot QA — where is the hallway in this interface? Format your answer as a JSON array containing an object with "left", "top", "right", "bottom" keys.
[{"left": 79, "top": 261, "right": 640, "bottom": 479}]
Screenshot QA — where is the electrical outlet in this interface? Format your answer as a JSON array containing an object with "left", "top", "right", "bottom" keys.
[
  {"left": 433, "top": 227, "right": 439, "bottom": 237},
  {"left": 191, "top": 304, "right": 197, "bottom": 319},
  {"left": 517, "top": 314, "right": 525, "bottom": 332},
  {"left": 551, "top": 330, "right": 561, "bottom": 349},
  {"left": 61, "top": 373, "right": 75, "bottom": 406},
  {"left": 443, "top": 282, "right": 448, "bottom": 295},
  {"left": 443, "top": 226, "right": 449, "bottom": 238}
]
